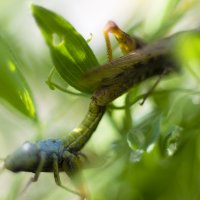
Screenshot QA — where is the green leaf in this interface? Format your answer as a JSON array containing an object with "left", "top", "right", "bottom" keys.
[
  {"left": 32, "top": 4, "right": 99, "bottom": 93},
  {"left": 0, "top": 35, "right": 37, "bottom": 120},
  {"left": 144, "top": 0, "right": 197, "bottom": 40},
  {"left": 174, "top": 32, "right": 200, "bottom": 82},
  {"left": 127, "top": 113, "right": 161, "bottom": 153}
]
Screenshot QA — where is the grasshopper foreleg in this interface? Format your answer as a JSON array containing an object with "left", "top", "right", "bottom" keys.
[
  {"left": 22, "top": 151, "right": 46, "bottom": 193},
  {"left": 32, "top": 151, "right": 46, "bottom": 182},
  {"left": 103, "top": 20, "right": 137, "bottom": 62}
]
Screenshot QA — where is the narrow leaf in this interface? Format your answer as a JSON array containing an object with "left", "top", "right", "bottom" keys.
[
  {"left": 0, "top": 35, "right": 37, "bottom": 120},
  {"left": 32, "top": 5, "right": 99, "bottom": 93}
]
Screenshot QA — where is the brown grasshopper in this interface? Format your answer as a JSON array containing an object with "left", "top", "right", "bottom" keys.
[{"left": 2, "top": 20, "right": 191, "bottom": 200}]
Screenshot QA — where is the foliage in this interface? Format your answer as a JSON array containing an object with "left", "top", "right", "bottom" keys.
[
  {"left": 0, "top": 1, "right": 200, "bottom": 200},
  {"left": 32, "top": 5, "right": 98, "bottom": 93},
  {"left": 0, "top": 35, "right": 37, "bottom": 120}
]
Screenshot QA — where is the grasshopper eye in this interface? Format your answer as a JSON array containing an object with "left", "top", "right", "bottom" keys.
[
  {"left": 22, "top": 142, "right": 33, "bottom": 151},
  {"left": 4, "top": 142, "right": 39, "bottom": 172}
]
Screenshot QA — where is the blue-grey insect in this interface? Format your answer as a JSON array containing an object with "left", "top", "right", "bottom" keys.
[
  {"left": 2, "top": 102, "right": 105, "bottom": 198},
  {"left": 4, "top": 139, "right": 82, "bottom": 195}
]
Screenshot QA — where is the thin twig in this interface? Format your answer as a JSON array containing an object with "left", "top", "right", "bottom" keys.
[
  {"left": 108, "top": 88, "right": 200, "bottom": 110},
  {"left": 48, "top": 82, "right": 85, "bottom": 96}
]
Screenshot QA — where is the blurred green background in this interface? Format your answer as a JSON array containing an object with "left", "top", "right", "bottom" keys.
[{"left": 1, "top": 0, "right": 200, "bottom": 200}]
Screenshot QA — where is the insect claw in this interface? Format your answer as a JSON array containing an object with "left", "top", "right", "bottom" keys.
[{"left": 20, "top": 177, "right": 34, "bottom": 195}]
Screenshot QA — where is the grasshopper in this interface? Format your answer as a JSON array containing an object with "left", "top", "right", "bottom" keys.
[
  {"left": 3, "top": 101, "right": 105, "bottom": 199},
  {"left": 2, "top": 21, "right": 181, "bottom": 199},
  {"left": 83, "top": 21, "right": 177, "bottom": 106}
]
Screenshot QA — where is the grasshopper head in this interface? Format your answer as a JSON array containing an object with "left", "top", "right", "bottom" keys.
[{"left": 5, "top": 142, "right": 39, "bottom": 172}]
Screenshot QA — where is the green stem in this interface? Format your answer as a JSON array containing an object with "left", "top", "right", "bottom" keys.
[
  {"left": 187, "top": 65, "right": 200, "bottom": 84},
  {"left": 49, "top": 81, "right": 85, "bottom": 96},
  {"left": 106, "top": 109, "right": 122, "bottom": 136},
  {"left": 109, "top": 88, "right": 200, "bottom": 110},
  {"left": 123, "top": 93, "right": 133, "bottom": 132},
  {"left": 46, "top": 67, "right": 84, "bottom": 96}
]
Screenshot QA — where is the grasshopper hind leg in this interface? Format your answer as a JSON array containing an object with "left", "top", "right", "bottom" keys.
[
  {"left": 62, "top": 151, "right": 89, "bottom": 199},
  {"left": 52, "top": 153, "right": 83, "bottom": 197}
]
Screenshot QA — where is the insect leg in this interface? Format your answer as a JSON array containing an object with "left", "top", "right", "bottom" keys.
[
  {"left": 103, "top": 20, "right": 137, "bottom": 61},
  {"left": 21, "top": 151, "right": 46, "bottom": 193},
  {"left": 103, "top": 24, "right": 113, "bottom": 61},
  {"left": 46, "top": 67, "right": 56, "bottom": 90},
  {"left": 52, "top": 153, "right": 82, "bottom": 197},
  {"left": 45, "top": 67, "right": 83, "bottom": 96},
  {"left": 63, "top": 151, "right": 88, "bottom": 200},
  {"left": 140, "top": 69, "right": 168, "bottom": 105},
  {"left": 76, "top": 152, "right": 88, "bottom": 163}
]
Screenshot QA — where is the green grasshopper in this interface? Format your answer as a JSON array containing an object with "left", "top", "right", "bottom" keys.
[{"left": 2, "top": 21, "right": 179, "bottom": 199}]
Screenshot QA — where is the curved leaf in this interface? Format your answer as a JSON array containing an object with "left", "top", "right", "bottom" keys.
[
  {"left": 32, "top": 5, "right": 99, "bottom": 93},
  {"left": 0, "top": 35, "right": 37, "bottom": 120}
]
